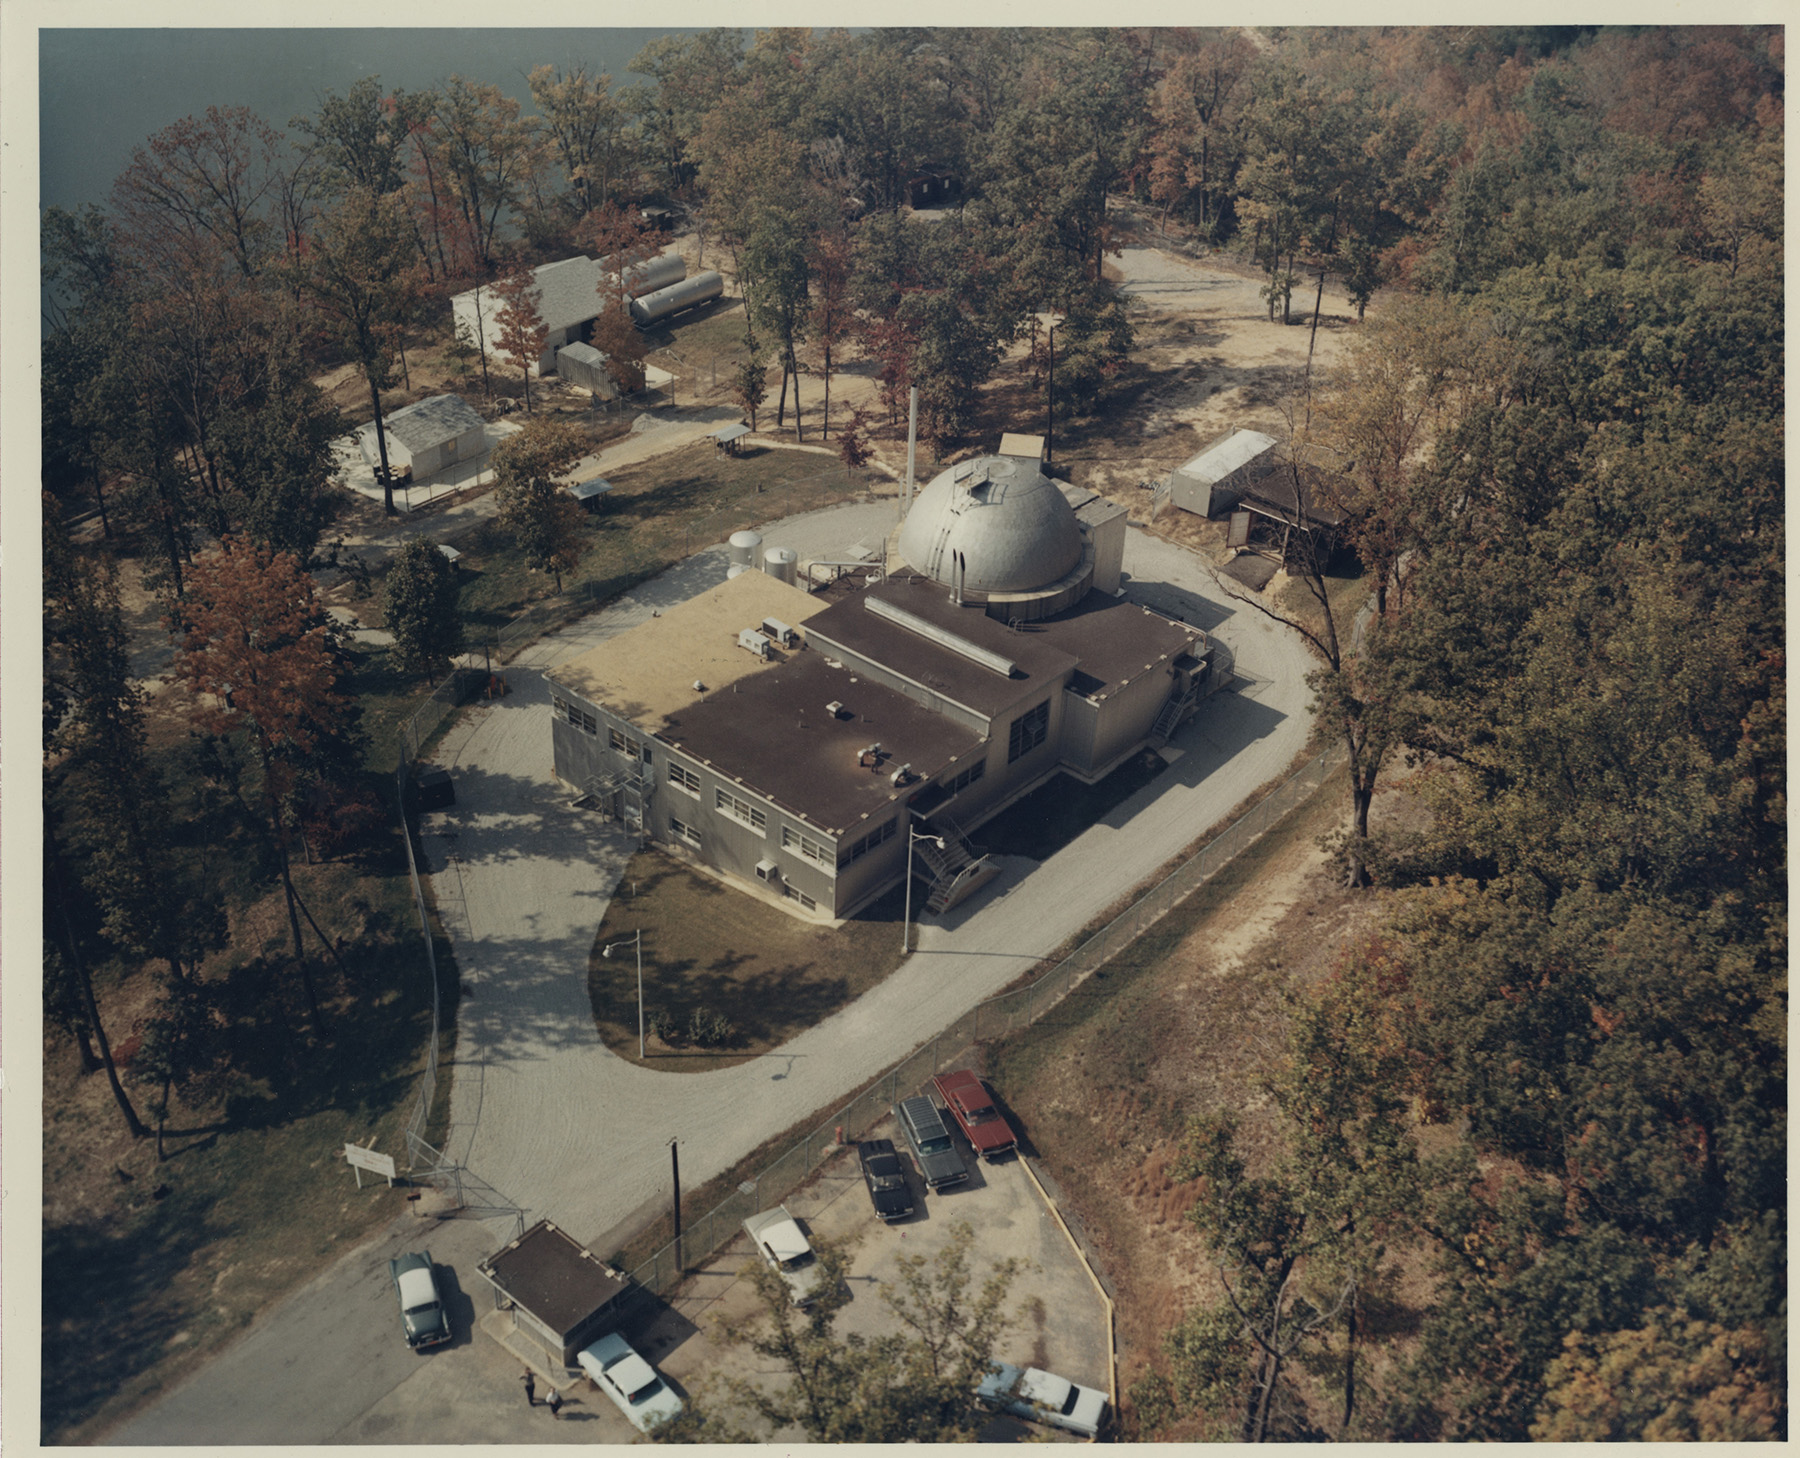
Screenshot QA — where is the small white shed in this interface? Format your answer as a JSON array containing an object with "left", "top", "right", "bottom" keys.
[{"left": 358, "top": 395, "right": 488, "bottom": 479}]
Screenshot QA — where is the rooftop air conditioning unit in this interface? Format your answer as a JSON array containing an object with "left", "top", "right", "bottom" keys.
[
  {"left": 737, "top": 628, "right": 771, "bottom": 658},
  {"left": 761, "top": 617, "right": 797, "bottom": 647}
]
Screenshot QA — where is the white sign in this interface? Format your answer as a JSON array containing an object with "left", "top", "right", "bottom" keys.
[{"left": 345, "top": 1143, "right": 397, "bottom": 1186}]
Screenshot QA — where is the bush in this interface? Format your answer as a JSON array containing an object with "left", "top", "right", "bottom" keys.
[{"left": 687, "top": 1006, "right": 735, "bottom": 1047}]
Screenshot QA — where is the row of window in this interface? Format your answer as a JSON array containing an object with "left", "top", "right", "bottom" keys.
[
  {"left": 552, "top": 696, "right": 598, "bottom": 736},
  {"left": 669, "top": 816, "right": 703, "bottom": 849},
  {"left": 945, "top": 759, "right": 986, "bottom": 796},
  {"left": 715, "top": 788, "right": 767, "bottom": 832},
  {"left": 839, "top": 816, "right": 897, "bottom": 868},
  {"left": 668, "top": 761, "right": 701, "bottom": 795},
  {"left": 609, "top": 727, "right": 651, "bottom": 763},
  {"left": 1007, "top": 700, "right": 1050, "bottom": 763},
  {"left": 783, "top": 826, "right": 832, "bottom": 868}
]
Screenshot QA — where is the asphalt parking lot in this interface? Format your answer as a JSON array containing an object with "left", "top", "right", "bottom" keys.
[{"left": 626, "top": 1094, "right": 1113, "bottom": 1443}]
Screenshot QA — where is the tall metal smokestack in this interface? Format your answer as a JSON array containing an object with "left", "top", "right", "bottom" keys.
[{"left": 904, "top": 386, "right": 919, "bottom": 514}]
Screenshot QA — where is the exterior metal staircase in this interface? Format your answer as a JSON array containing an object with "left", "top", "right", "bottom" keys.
[
  {"left": 1149, "top": 685, "right": 1198, "bottom": 747},
  {"left": 916, "top": 818, "right": 988, "bottom": 914},
  {"left": 574, "top": 763, "right": 650, "bottom": 832}
]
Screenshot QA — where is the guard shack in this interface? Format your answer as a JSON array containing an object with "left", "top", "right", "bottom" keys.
[{"left": 477, "top": 1219, "right": 633, "bottom": 1379}]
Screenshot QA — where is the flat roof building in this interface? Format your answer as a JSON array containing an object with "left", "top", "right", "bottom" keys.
[
  {"left": 477, "top": 1219, "right": 632, "bottom": 1377},
  {"left": 545, "top": 449, "right": 1223, "bottom": 922}
]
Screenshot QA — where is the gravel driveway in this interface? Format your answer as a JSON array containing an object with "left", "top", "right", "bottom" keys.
[{"left": 425, "top": 506, "right": 1314, "bottom": 1252}]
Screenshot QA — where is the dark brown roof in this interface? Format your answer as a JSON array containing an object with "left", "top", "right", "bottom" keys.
[
  {"left": 1019, "top": 591, "right": 1203, "bottom": 699},
  {"left": 1241, "top": 464, "right": 1351, "bottom": 529},
  {"left": 478, "top": 1220, "right": 628, "bottom": 1338},
  {"left": 803, "top": 578, "right": 1079, "bottom": 721},
  {"left": 660, "top": 648, "right": 982, "bottom": 836}
]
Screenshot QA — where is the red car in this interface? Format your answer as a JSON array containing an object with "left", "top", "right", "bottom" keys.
[{"left": 931, "top": 1070, "right": 1017, "bottom": 1161}]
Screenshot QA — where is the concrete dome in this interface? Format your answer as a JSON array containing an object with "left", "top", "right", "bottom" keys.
[{"left": 899, "top": 455, "right": 1083, "bottom": 594}]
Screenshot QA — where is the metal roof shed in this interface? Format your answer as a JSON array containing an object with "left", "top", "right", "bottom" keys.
[
  {"left": 1165, "top": 429, "right": 1279, "bottom": 519},
  {"left": 556, "top": 341, "right": 619, "bottom": 400},
  {"left": 568, "top": 478, "right": 612, "bottom": 512},
  {"left": 359, "top": 394, "right": 488, "bottom": 479},
  {"left": 477, "top": 1219, "right": 632, "bottom": 1376}
]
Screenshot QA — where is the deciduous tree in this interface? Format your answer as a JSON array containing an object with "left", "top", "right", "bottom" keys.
[
  {"left": 491, "top": 262, "right": 550, "bottom": 413},
  {"left": 383, "top": 537, "right": 465, "bottom": 682},
  {"left": 491, "top": 418, "right": 591, "bottom": 592},
  {"left": 170, "top": 540, "right": 352, "bottom": 1033}
]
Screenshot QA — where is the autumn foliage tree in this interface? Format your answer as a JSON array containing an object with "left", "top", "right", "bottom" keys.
[
  {"left": 491, "top": 418, "right": 591, "bottom": 592},
  {"left": 491, "top": 261, "right": 549, "bottom": 412},
  {"left": 585, "top": 200, "right": 658, "bottom": 394},
  {"left": 171, "top": 540, "right": 352, "bottom": 1033}
]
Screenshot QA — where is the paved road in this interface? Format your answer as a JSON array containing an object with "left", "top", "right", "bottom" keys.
[
  {"left": 426, "top": 509, "right": 1311, "bottom": 1248},
  {"left": 105, "top": 510, "right": 1308, "bottom": 1444}
]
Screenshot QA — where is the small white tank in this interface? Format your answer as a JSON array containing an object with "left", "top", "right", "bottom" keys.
[
  {"left": 726, "top": 562, "right": 751, "bottom": 580},
  {"left": 763, "top": 546, "right": 798, "bottom": 585},
  {"left": 729, "top": 530, "right": 764, "bottom": 569}
]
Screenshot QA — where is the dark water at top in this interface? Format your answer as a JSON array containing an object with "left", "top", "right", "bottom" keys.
[{"left": 39, "top": 29, "right": 697, "bottom": 215}]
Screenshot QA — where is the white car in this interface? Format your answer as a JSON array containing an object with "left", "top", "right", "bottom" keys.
[
  {"left": 741, "top": 1204, "right": 825, "bottom": 1306},
  {"left": 976, "top": 1361, "right": 1108, "bottom": 1438},
  {"left": 577, "top": 1331, "right": 683, "bottom": 1434}
]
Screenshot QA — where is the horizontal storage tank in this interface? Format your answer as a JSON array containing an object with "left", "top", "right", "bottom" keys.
[
  {"left": 620, "top": 250, "right": 686, "bottom": 299},
  {"left": 763, "top": 546, "right": 798, "bottom": 586},
  {"left": 630, "top": 271, "right": 724, "bottom": 327},
  {"left": 729, "top": 530, "right": 764, "bottom": 569}
]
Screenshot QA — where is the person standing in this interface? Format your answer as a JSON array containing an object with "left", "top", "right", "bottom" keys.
[
  {"left": 521, "top": 1370, "right": 536, "bottom": 1406},
  {"left": 547, "top": 1387, "right": 563, "bottom": 1419}
]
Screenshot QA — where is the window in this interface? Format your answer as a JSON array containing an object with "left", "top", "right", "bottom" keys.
[
  {"left": 945, "top": 760, "right": 986, "bottom": 796},
  {"left": 784, "top": 884, "right": 818, "bottom": 911},
  {"left": 715, "top": 788, "right": 767, "bottom": 833},
  {"left": 1007, "top": 700, "right": 1050, "bottom": 763},
  {"left": 668, "top": 816, "right": 702, "bottom": 849},
  {"left": 837, "top": 817, "right": 897, "bottom": 868},
  {"left": 609, "top": 727, "right": 641, "bottom": 758},
  {"left": 668, "top": 762, "right": 701, "bottom": 796},
  {"left": 782, "top": 826, "right": 835, "bottom": 872},
  {"left": 580, "top": 712, "right": 597, "bottom": 736}
]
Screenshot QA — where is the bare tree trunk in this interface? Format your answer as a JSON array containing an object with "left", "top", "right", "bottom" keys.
[
  {"left": 48, "top": 825, "right": 149, "bottom": 1137},
  {"left": 367, "top": 374, "right": 396, "bottom": 516}
]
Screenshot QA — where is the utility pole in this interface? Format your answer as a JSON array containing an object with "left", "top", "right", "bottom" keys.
[{"left": 670, "top": 1137, "right": 682, "bottom": 1274}]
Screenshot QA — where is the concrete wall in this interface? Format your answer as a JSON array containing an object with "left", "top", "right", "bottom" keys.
[
  {"left": 1085, "top": 662, "right": 1176, "bottom": 775},
  {"left": 1084, "top": 503, "right": 1128, "bottom": 596}
]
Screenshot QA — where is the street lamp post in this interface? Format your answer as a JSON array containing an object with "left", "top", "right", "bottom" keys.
[
  {"left": 903, "top": 827, "right": 947, "bottom": 954},
  {"left": 601, "top": 930, "right": 645, "bottom": 1058},
  {"left": 1044, "top": 314, "right": 1065, "bottom": 474}
]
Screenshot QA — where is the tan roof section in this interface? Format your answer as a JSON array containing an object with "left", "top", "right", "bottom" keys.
[
  {"left": 997, "top": 432, "right": 1045, "bottom": 461},
  {"left": 549, "top": 572, "right": 831, "bottom": 732}
]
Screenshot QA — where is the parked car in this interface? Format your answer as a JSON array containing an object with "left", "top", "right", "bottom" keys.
[
  {"left": 931, "top": 1070, "right": 1018, "bottom": 1161},
  {"left": 577, "top": 1331, "right": 684, "bottom": 1433},
  {"left": 857, "top": 1138, "right": 915, "bottom": 1221},
  {"left": 742, "top": 1204, "right": 826, "bottom": 1306},
  {"left": 895, "top": 1094, "right": 969, "bottom": 1190},
  {"left": 976, "top": 1361, "right": 1108, "bottom": 1438},
  {"left": 387, "top": 1250, "right": 450, "bottom": 1350}
]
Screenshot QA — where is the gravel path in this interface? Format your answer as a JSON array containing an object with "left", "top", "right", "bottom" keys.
[{"left": 425, "top": 510, "right": 1314, "bottom": 1250}]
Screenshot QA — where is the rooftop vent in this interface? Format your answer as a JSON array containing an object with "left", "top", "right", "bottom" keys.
[
  {"left": 889, "top": 763, "right": 913, "bottom": 787},
  {"left": 825, "top": 700, "right": 844, "bottom": 718},
  {"left": 693, "top": 680, "right": 706, "bottom": 693}
]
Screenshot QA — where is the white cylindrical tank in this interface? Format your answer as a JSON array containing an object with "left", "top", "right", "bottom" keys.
[
  {"left": 620, "top": 250, "right": 686, "bottom": 299},
  {"left": 629, "top": 271, "right": 725, "bottom": 326},
  {"left": 726, "top": 562, "right": 752, "bottom": 580},
  {"left": 729, "top": 530, "right": 764, "bottom": 569},
  {"left": 763, "top": 546, "right": 798, "bottom": 585}
]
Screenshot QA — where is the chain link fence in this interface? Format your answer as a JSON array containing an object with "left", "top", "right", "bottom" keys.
[
  {"left": 395, "top": 754, "right": 444, "bottom": 1171},
  {"left": 625, "top": 735, "right": 1349, "bottom": 1298}
]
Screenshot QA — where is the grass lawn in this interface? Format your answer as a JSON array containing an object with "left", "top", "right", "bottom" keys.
[
  {"left": 976, "top": 749, "right": 1173, "bottom": 861},
  {"left": 586, "top": 849, "right": 913, "bottom": 1072}
]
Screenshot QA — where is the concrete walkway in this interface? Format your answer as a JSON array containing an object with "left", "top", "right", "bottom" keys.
[{"left": 423, "top": 506, "right": 1315, "bottom": 1252}]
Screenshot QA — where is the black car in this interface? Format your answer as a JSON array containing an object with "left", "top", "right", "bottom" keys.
[
  {"left": 895, "top": 1095, "right": 970, "bottom": 1191},
  {"left": 388, "top": 1250, "right": 450, "bottom": 1349},
  {"left": 858, "top": 1138, "right": 915, "bottom": 1221}
]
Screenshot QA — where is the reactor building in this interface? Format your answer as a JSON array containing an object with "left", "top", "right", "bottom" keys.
[{"left": 545, "top": 449, "right": 1221, "bottom": 921}]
